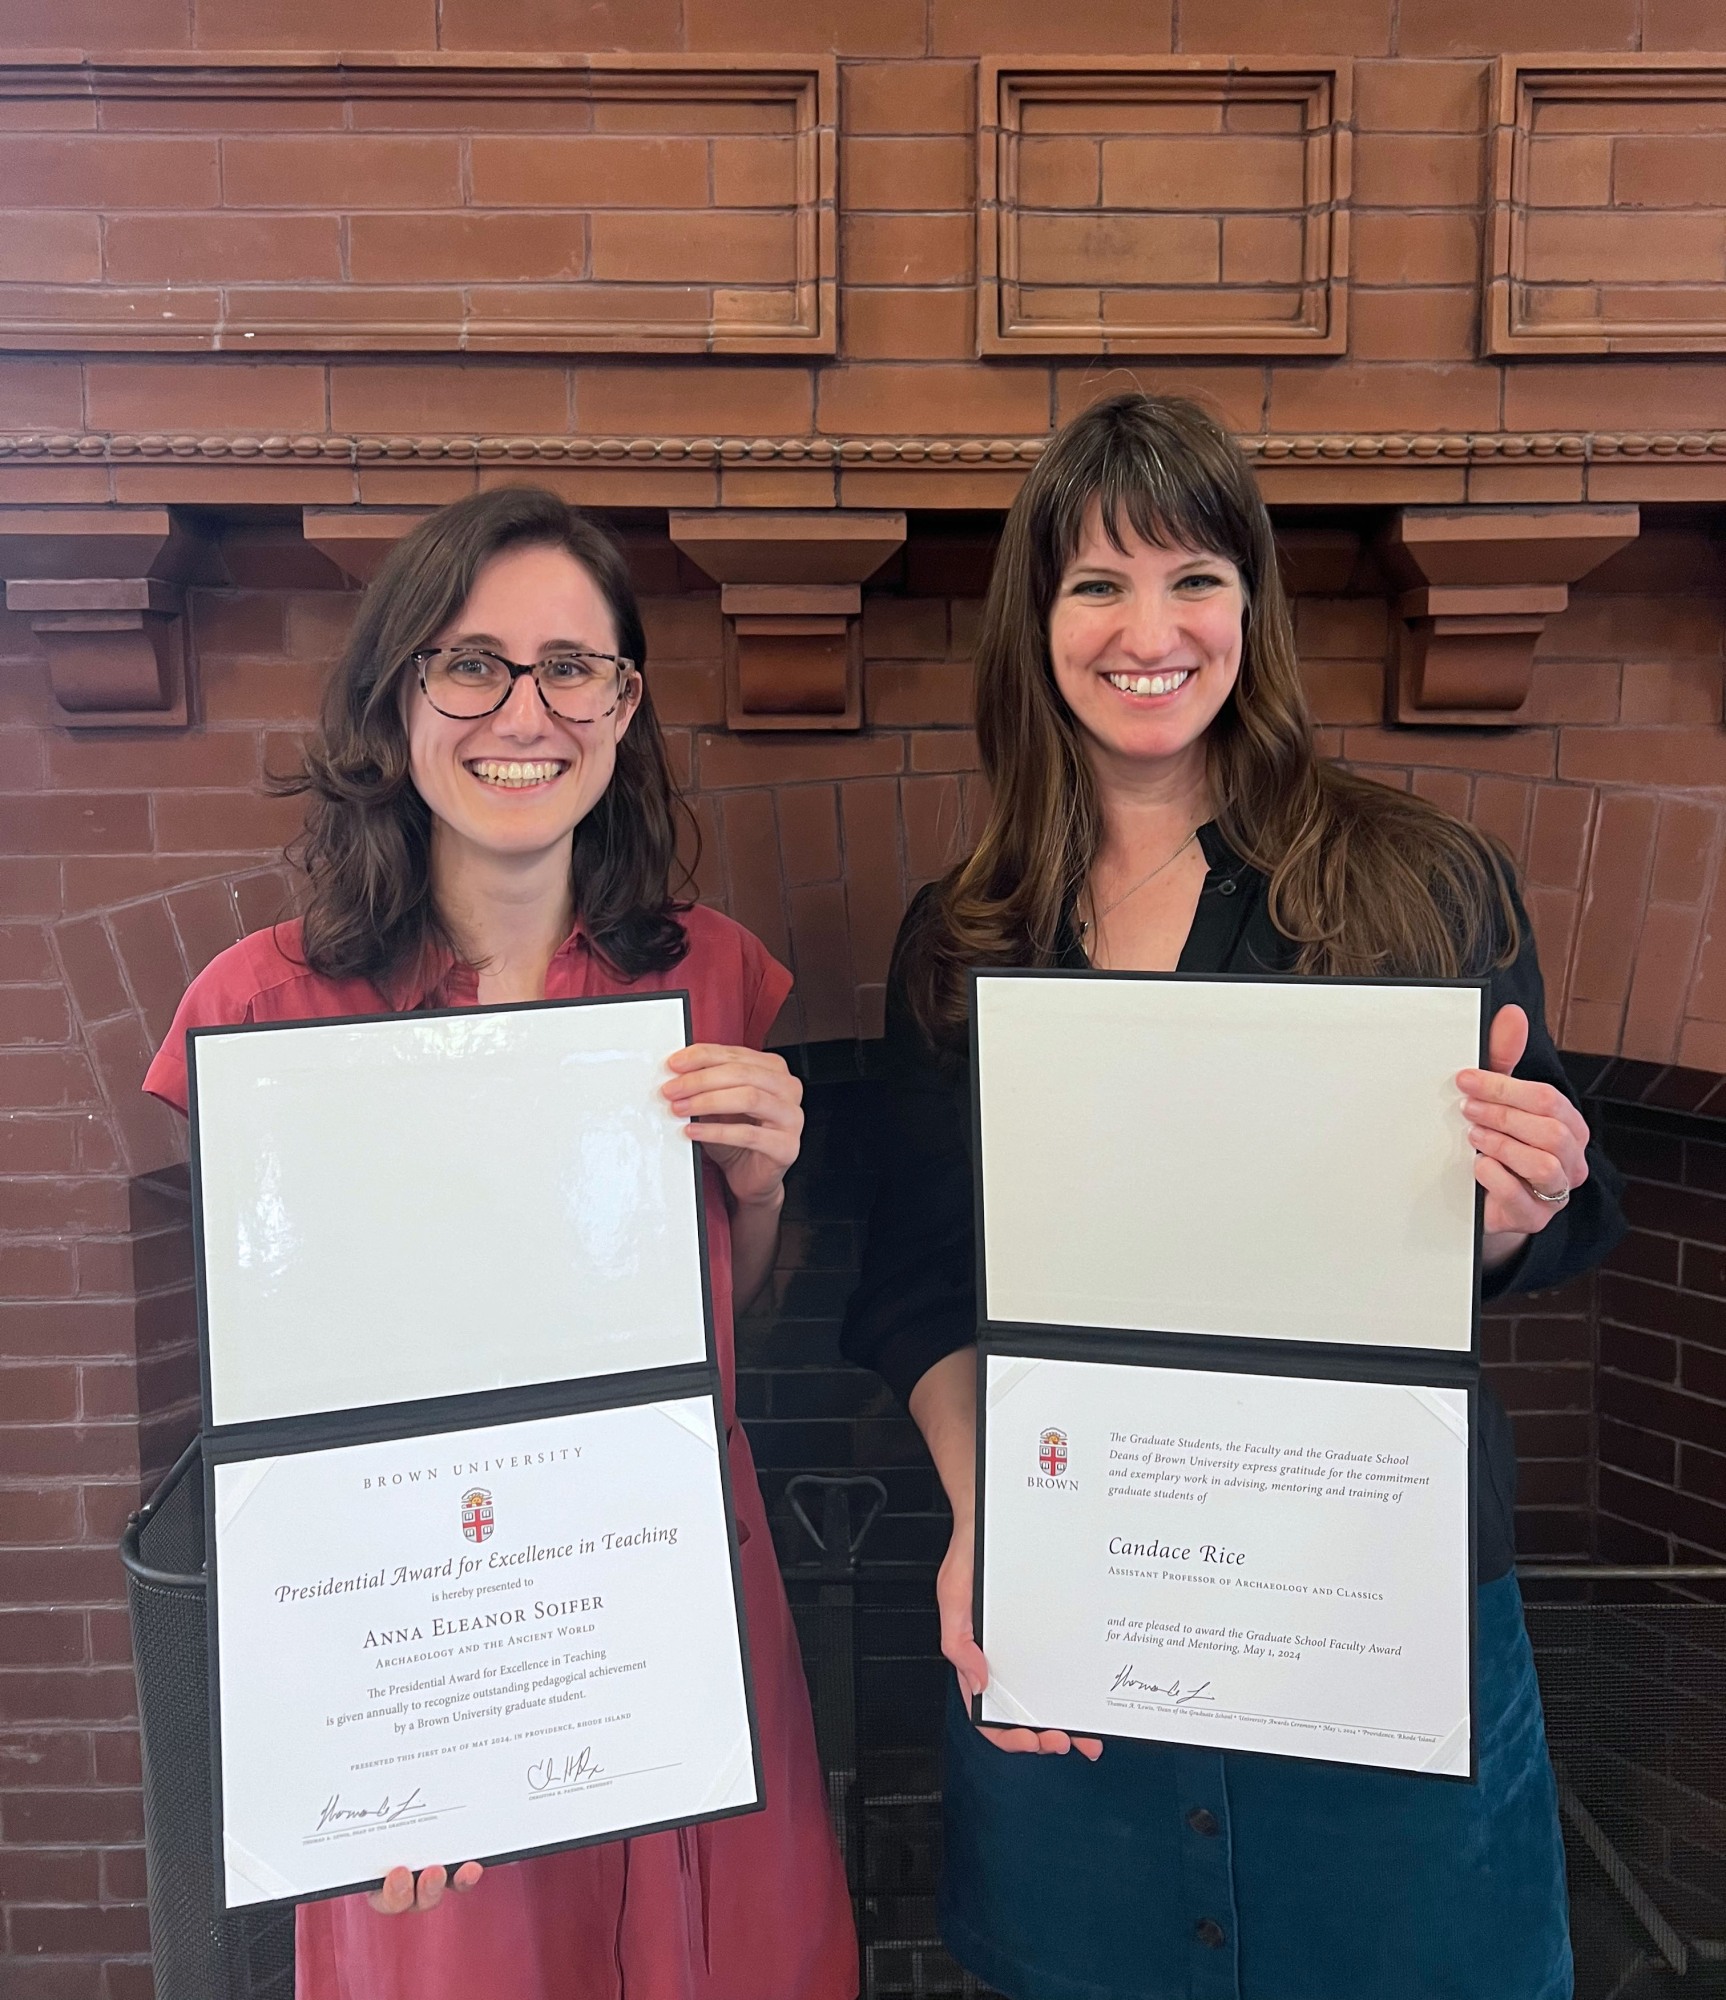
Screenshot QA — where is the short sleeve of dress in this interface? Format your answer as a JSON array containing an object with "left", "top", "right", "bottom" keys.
[
  {"left": 737, "top": 930, "right": 793, "bottom": 1050},
  {"left": 141, "top": 937, "right": 268, "bottom": 1115},
  {"left": 676, "top": 906, "right": 792, "bottom": 1052}
]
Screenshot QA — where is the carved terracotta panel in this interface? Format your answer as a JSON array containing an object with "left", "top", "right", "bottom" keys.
[
  {"left": 0, "top": 54, "right": 836, "bottom": 356},
  {"left": 977, "top": 56, "right": 1351, "bottom": 356},
  {"left": 1488, "top": 55, "right": 1726, "bottom": 357}
]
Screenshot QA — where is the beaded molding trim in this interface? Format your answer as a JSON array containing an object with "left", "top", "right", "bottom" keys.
[{"left": 0, "top": 430, "right": 1721, "bottom": 463}]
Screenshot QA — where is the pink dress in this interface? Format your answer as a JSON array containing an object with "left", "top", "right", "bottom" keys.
[{"left": 145, "top": 906, "right": 859, "bottom": 2000}]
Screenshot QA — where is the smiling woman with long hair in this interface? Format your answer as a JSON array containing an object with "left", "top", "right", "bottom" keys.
[
  {"left": 843, "top": 393, "right": 1624, "bottom": 2000},
  {"left": 144, "top": 487, "right": 857, "bottom": 2000}
]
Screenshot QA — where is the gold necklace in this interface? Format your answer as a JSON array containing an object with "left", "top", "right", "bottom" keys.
[{"left": 1076, "top": 828, "right": 1199, "bottom": 939}]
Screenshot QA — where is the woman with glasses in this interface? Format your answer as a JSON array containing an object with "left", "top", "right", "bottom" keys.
[
  {"left": 842, "top": 393, "right": 1624, "bottom": 2000},
  {"left": 144, "top": 487, "right": 857, "bottom": 2000}
]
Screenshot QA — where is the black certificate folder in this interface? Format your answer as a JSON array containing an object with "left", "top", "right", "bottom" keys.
[
  {"left": 968, "top": 968, "right": 1488, "bottom": 1778},
  {"left": 186, "top": 993, "right": 763, "bottom": 1911}
]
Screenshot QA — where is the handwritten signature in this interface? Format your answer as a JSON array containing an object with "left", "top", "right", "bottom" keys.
[
  {"left": 315, "top": 1788, "right": 429, "bottom": 1834},
  {"left": 1109, "top": 1665, "right": 1215, "bottom": 1707},
  {"left": 527, "top": 1746, "right": 605, "bottom": 1793}
]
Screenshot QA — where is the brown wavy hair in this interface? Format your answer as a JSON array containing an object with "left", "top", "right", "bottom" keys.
[
  {"left": 276, "top": 486, "right": 692, "bottom": 989},
  {"left": 906, "top": 392, "right": 1516, "bottom": 1038}
]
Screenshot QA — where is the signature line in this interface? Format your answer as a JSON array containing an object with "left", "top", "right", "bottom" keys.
[
  {"left": 1103, "top": 1698, "right": 1441, "bottom": 1739},
  {"left": 526, "top": 1761, "right": 681, "bottom": 1800},
  {"left": 303, "top": 1807, "right": 465, "bottom": 1848}
]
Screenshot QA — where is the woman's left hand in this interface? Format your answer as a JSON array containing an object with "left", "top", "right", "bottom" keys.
[
  {"left": 663, "top": 1044, "right": 804, "bottom": 1208},
  {"left": 1458, "top": 1004, "right": 1592, "bottom": 1263}
]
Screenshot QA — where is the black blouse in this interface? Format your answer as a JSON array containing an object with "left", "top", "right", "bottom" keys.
[{"left": 840, "top": 822, "right": 1627, "bottom": 1583}]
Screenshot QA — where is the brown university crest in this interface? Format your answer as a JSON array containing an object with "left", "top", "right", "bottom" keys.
[{"left": 461, "top": 1488, "right": 494, "bottom": 1544}]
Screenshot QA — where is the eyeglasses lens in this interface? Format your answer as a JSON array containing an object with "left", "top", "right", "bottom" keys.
[{"left": 421, "top": 652, "right": 627, "bottom": 723}]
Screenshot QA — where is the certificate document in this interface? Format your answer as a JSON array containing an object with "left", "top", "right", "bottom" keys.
[
  {"left": 191, "top": 994, "right": 708, "bottom": 1429},
  {"left": 211, "top": 1395, "right": 759, "bottom": 1908},
  {"left": 973, "top": 972, "right": 1483, "bottom": 1355},
  {"left": 977, "top": 1354, "right": 1474, "bottom": 1777}
]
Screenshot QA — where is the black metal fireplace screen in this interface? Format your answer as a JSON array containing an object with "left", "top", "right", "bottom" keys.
[{"left": 123, "top": 1448, "right": 1726, "bottom": 2000}]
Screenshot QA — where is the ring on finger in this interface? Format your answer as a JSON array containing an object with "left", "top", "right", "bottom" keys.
[{"left": 1513, "top": 1171, "right": 1570, "bottom": 1207}]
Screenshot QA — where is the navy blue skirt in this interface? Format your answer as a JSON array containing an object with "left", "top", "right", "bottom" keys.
[{"left": 939, "top": 1574, "right": 1570, "bottom": 2000}]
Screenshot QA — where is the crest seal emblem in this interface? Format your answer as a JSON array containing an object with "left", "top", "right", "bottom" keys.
[
  {"left": 1038, "top": 1429, "right": 1068, "bottom": 1479},
  {"left": 461, "top": 1487, "right": 494, "bottom": 1544}
]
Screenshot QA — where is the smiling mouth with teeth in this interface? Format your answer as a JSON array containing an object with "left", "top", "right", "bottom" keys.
[
  {"left": 466, "top": 759, "right": 569, "bottom": 789},
  {"left": 1105, "top": 669, "right": 1193, "bottom": 698}
]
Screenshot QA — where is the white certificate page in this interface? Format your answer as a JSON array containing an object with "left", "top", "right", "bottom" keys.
[
  {"left": 193, "top": 995, "right": 709, "bottom": 1427},
  {"left": 979, "top": 1355, "right": 1472, "bottom": 1776},
  {"left": 212, "top": 1397, "right": 757, "bottom": 1908},
  {"left": 974, "top": 973, "right": 1482, "bottom": 1353}
]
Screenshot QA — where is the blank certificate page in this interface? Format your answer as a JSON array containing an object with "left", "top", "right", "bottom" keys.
[{"left": 974, "top": 974, "right": 1482, "bottom": 1354}]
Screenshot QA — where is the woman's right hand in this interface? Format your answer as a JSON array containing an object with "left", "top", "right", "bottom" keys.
[
  {"left": 366, "top": 1860, "right": 483, "bottom": 1915},
  {"left": 938, "top": 1511, "right": 1102, "bottom": 1761},
  {"left": 911, "top": 1348, "right": 1101, "bottom": 1760}
]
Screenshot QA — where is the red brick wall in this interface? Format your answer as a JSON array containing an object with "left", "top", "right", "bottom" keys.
[
  {"left": 1307, "top": 520, "right": 1726, "bottom": 1068},
  {"left": 10, "top": 10, "right": 1726, "bottom": 526},
  {"left": 1482, "top": 1276, "right": 1600, "bottom": 1561},
  {"left": 1580, "top": 1068, "right": 1726, "bottom": 1565}
]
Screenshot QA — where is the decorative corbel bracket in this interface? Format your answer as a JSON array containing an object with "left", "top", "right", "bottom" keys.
[
  {"left": 668, "top": 510, "right": 907, "bottom": 730},
  {"left": 302, "top": 508, "right": 434, "bottom": 586},
  {"left": 1380, "top": 505, "right": 1639, "bottom": 724},
  {"left": 0, "top": 508, "right": 208, "bottom": 728}
]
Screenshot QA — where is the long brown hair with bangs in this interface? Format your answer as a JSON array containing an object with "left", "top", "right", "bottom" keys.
[
  {"left": 905, "top": 391, "right": 1517, "bottom": 1039},
  {"left": 277, "top": 486, "right": 692, "bottom": 990}
]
